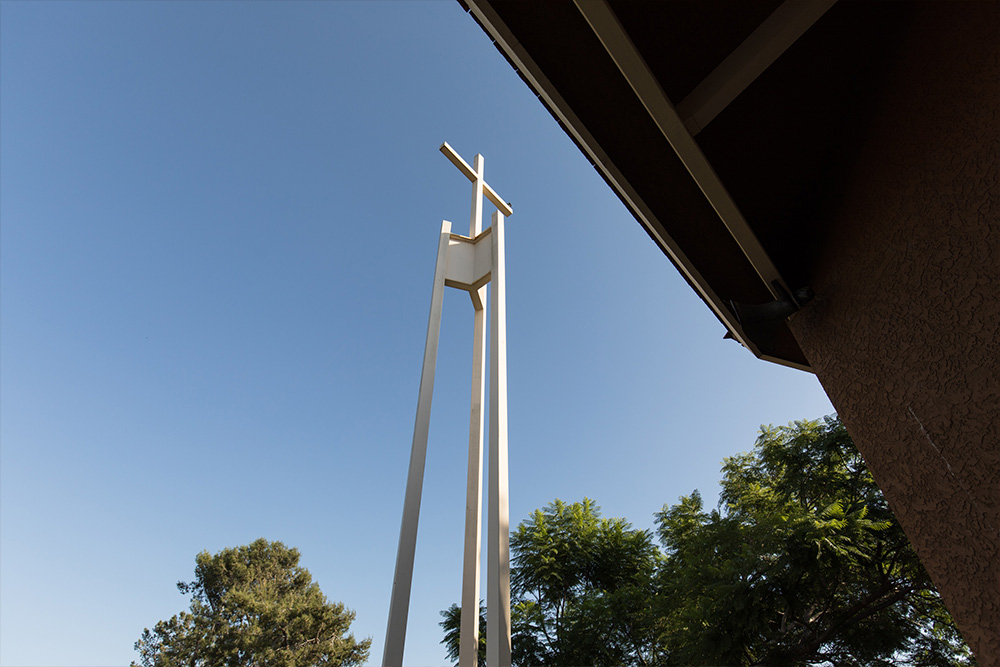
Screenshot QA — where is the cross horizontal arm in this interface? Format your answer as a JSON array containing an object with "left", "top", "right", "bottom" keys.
[{"left": 440, "top": 142, "right": 514, "bottom": 217}]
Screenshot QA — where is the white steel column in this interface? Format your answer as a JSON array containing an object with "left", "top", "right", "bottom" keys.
[
  {"left": 460, "top": 299, "right": 487, "bottom": 666},
  {"left": 460, "top": 154, "right": 488, "bottom": 667},
  {"left": 383, "top": 220, "right": 453, "bottom": 667},
  {"left": 487, "top": 210, "right": 512, "bottom": 667}
]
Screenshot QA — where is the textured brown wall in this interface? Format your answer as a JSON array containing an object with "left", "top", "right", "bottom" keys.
[{"left": 787, "top": 4, "right": 999, "bottom": 662}]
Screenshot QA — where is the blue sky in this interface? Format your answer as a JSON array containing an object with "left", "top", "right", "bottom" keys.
[{"left": 0, "top": 2, "right": 834, "bottom": 665}]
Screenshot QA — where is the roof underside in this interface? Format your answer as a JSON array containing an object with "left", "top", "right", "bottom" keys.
[{"left": 462, "top": 0, "right": 918, "bottom": 370}]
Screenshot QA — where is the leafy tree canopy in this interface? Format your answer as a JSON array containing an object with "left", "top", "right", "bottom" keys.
[
  {"left": 656, "top": 416, "right": 972, "bottom": 666},
  {"left": 442, "top": 499, "right": 661, "bottom": 666},
  {"left": 442, "top": 416, "right": 974, "bottom": 667},
  {"left": 440, "top": 601, "right": 487, "bottom": 667},
  {"left": 133, "top": 539, "right": 370, "bottom": 667}
]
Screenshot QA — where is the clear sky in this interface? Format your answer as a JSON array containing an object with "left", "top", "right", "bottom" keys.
[{"left": 0, "top": 2, "right": 835, "bottom": 665}]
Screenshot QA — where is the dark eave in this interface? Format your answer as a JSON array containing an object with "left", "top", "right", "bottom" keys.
[{"left": 460, "top": 0, "right": 920, "bottom": 371}]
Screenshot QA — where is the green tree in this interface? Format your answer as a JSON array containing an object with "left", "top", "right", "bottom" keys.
[
  {"left": 133, "top": 539, "right": 371, "bottom": 667},
  {"left": 440, "top": 601, "right": 486, "bottom": 667},
  {"left": 440, "top": 499, "right": 662, "bottom": 666},
  {"left": 511, "top": 499, "right": 662, "bottom": 666},
  {"left": 655, "top": 416, "right": 974, "bottom": 666},
  {"left": 441, "top": 416, "right": 973, "bottom": 666}
]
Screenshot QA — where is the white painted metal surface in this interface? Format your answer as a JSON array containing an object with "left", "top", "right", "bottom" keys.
[
  {"left": 460, "top": 153, "right": 487, "bottom": 667},
  {"left": 383, "top": 219, "right": 454, "bottom": 667},
  {"left": 460, "top": 296, "right": 486, "bottom": 667},
  {"left": 383, "top": 144, "right": 512, "bottom": 667},
  {"left": 487, "top": 209, "right": 512, "bottom": 667}
]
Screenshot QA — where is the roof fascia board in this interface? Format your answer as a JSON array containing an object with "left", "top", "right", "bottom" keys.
[
  {"left": 677, "top": 0, "right": 838, "bottom": 136},
  {"left": 761, "top": 350, "right": 812, "bottom": 373},
  {"left": 572, "top": 0, "right": 791, "bottom": 302},
  {"left": 461, "top": 0, "right": 766, "bottom": 360}
]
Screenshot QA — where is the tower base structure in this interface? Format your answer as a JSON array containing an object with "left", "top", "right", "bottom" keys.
[{"left": 383, "top": 143, "right": 513, "bottom": 667}]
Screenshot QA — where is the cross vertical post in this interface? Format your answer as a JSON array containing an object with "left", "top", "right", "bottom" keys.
[{"left": 460, "top": 153, "right": 487, "bottom": 667}]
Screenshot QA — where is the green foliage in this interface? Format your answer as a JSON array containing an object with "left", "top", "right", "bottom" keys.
[
  {"left": 441, "top": 499, "right": 662, "bottom": 666},
  {"left": 655, "top": 416, "right": 974, "bottom": 666},
  {"left": 511, "top": 499, "right": 662, "bottom": 666},
  {"left": 440, "top": 601, "right": 486, "bottom": 667},
  {"left": 133, "top": 539, "right": 370, "bottom": 667},
  {"left": 442, "top": 416, "right": 975, "bottom": 666}
]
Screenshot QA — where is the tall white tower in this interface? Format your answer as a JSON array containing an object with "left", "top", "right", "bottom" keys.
[{"left": 383, "top": 143, "right": 513, "bottom": 667}]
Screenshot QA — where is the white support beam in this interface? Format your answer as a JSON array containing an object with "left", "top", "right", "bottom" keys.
[
  {"left": 383, "top": 220, "right": 454, "bottom": 667},
  {"left": 572, "top": 0, "right": 790, "bottom": 301},
  {"left": 677, "top": 0, "right": 838, "bottom": 135},
  {"left": 459, "top": 290, "right": 487, "bottom": 667},
  {"left": 486, "top": 209, "right": 512, "bottom": 667}
]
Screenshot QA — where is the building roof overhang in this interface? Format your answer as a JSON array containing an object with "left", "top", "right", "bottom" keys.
[{"left": 461, "top": 0, "right": 924, "bottom": 371}]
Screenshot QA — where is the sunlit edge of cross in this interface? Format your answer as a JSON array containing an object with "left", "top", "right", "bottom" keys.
[{"left": 441, "top": 142, "right": 513, "bottom": 218}]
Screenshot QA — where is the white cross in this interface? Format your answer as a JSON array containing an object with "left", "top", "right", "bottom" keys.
[{"left": 441, "top": 141, "right": 513, "bottom": 235}]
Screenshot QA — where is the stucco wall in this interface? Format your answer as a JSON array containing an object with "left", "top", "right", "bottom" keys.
[{"left": 787, "top": 4, "right": 999, "bottom": 662}]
